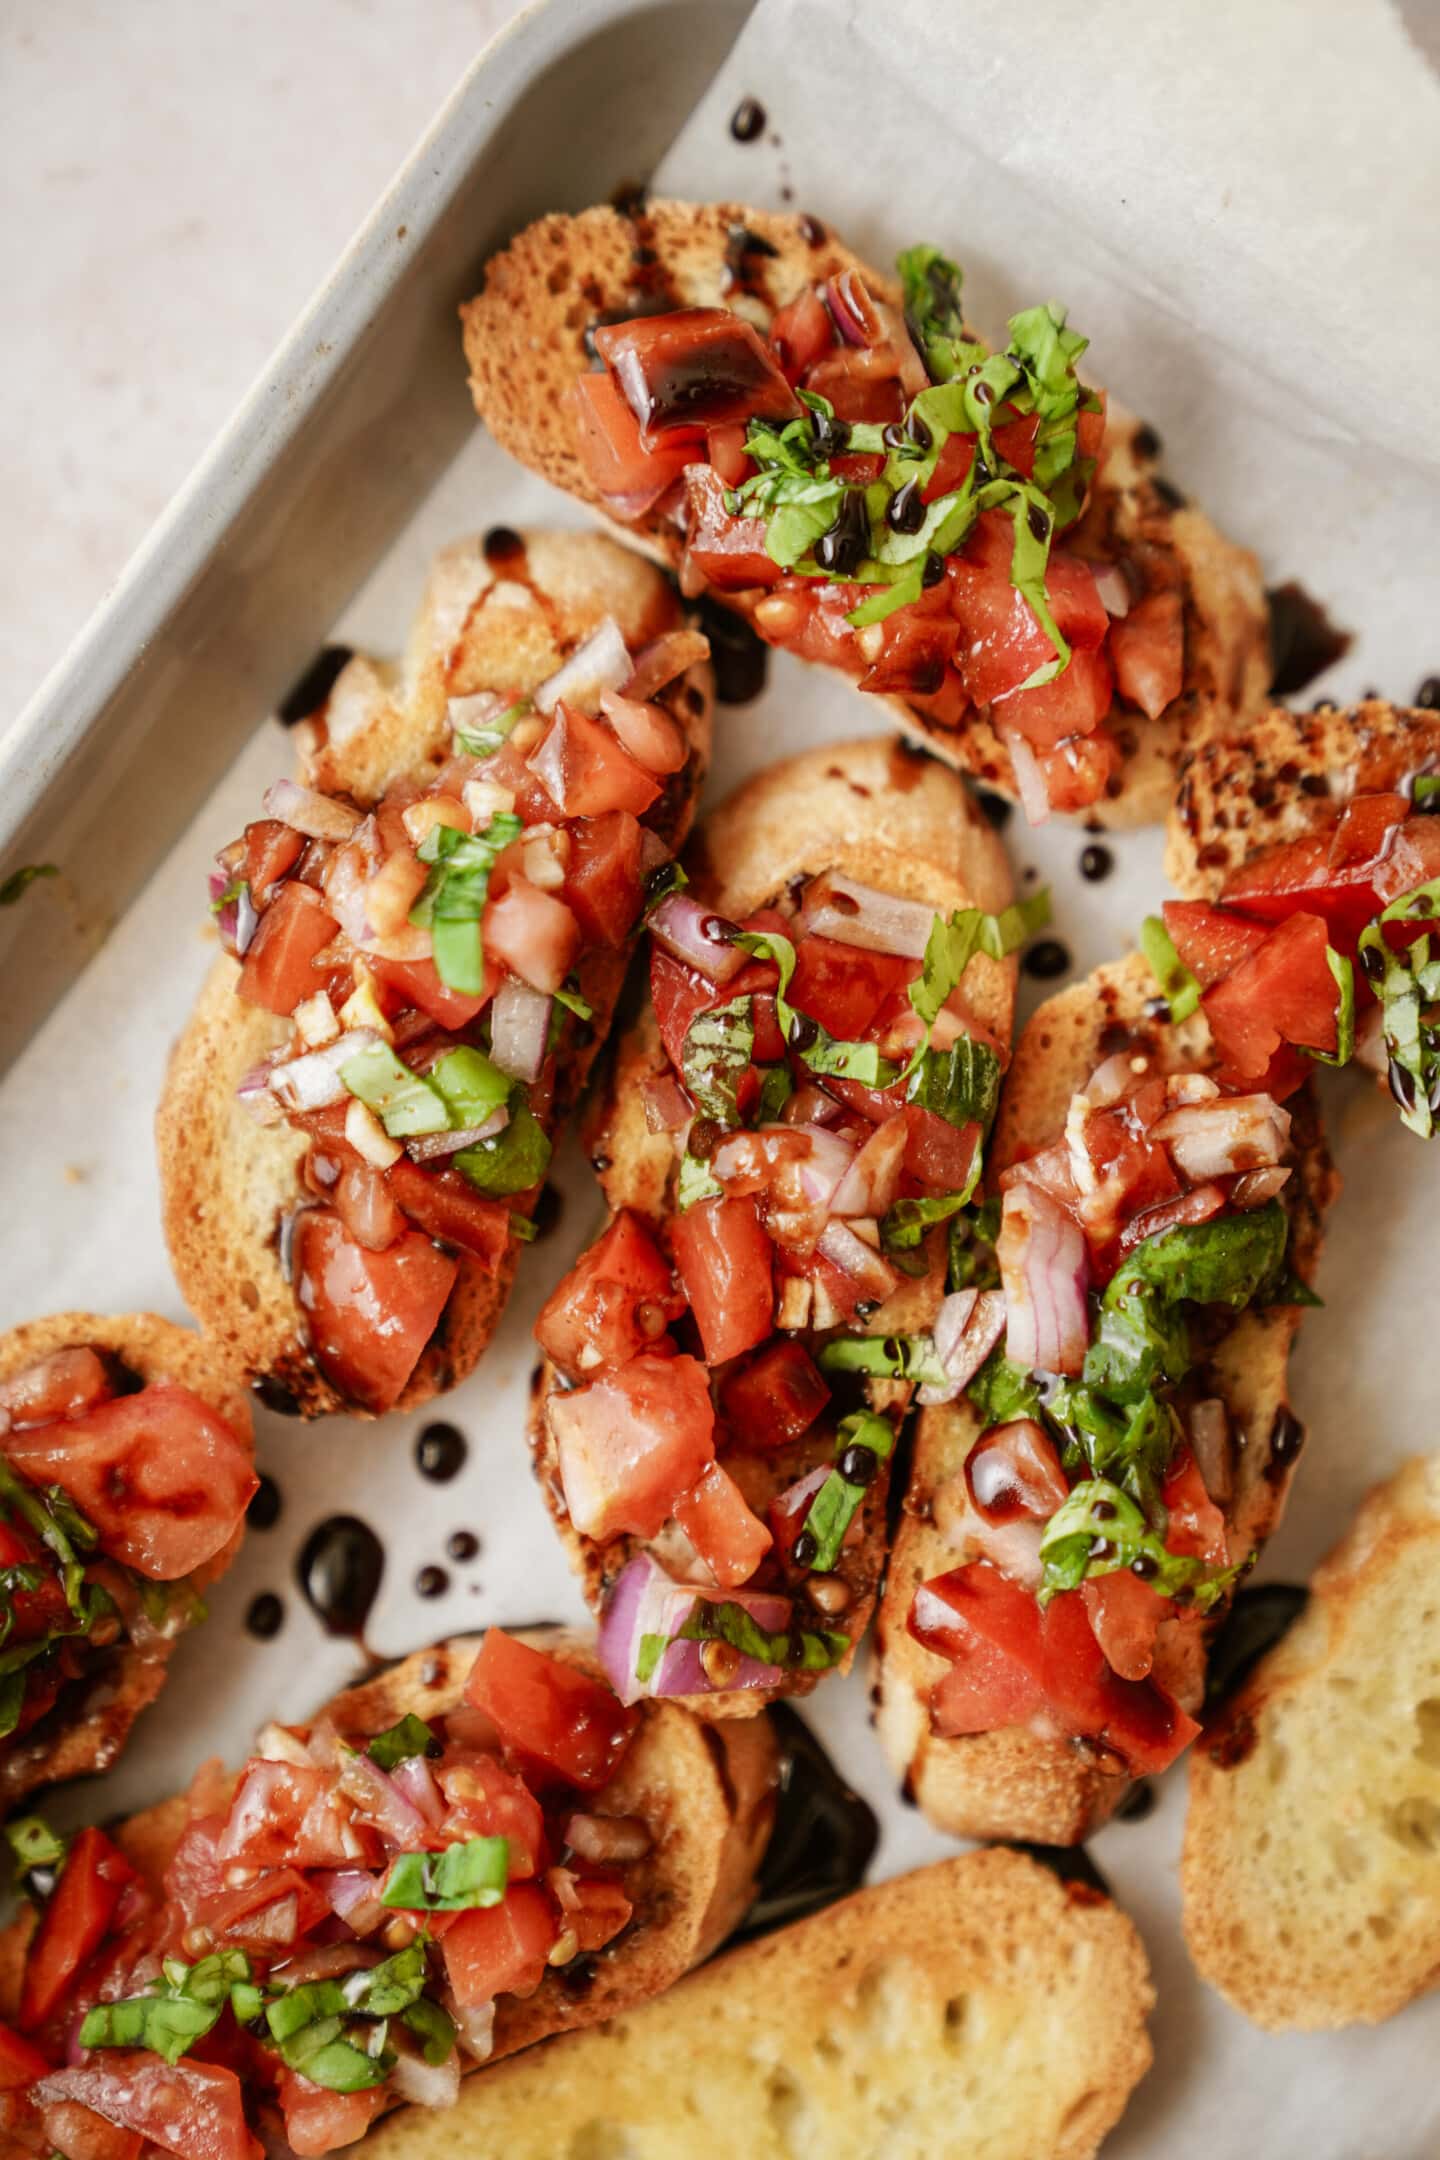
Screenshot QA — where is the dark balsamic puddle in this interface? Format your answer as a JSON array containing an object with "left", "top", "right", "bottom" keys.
[
  {"left": 1204, "top": 1582, "right": 1308, "bottom": 1708},
  {"left": 695, "top": 594, "right": 769, "bottom": 705},
  {"left": 277, "top": 644, "right": 353, "bottom": 727},
  {"left": 1267, "top": 582, "right": 1353, "bottom": 698},
  {"left": 245, "top": 1592, "right": 285, "bottom": 1642},
  {"left": 296, "top": 1515, "right": 385, "bottom": 1642},
  {"left": 729, "top": 95, "right": 767, "bottom": 142},
  {"left": 415, "top": 1423, "right": 467, "bottom": 1483},
  {"left": 732, "top": 1704, "right": 878, "bottom": 1943},
  {"left": 247, "top": 1474, "right": 282, "bottom": 1530},
  {"left": 1022, "top": 937, "right": 1072, "bottom": 982}
]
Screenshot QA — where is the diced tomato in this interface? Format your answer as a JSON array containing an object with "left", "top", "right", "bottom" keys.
[
  {"left": 19, "top": 1831, "right": 134, "bottom": 2032},
  {"left": 195, "top": 1866, "right": 330, "bottom": 1952},
  {"left": 920, "top": 430, "right": 976, "bottom": 505},
  {"left": 673, "top": 1462, "right": 773, "bottom": 1588},
  {"left": 466, "top": 1629, "right": 638, "bottom": 1793},
  {"left": 991, "top": 409, "right": 1040, "bottom": 480},
  {"left": 788, "top": 936, "right": 914, "bottom": 1043},
  {"left": 370, "top": 953, "right": 493, "bottom": 1030},
  {"left": 0, "top": 2017, "right": 52, "bottom": 2089},
  {"left": 858, "top": 608, "right": 960, "bottom": 699},
  {"left": 719, "top": 1339, "right": 829, "bottom": 1447},
  {"left": 900, "top": 1105, "right": 981, "bottom": 1195},
  {"left": 994, "top": 646, "right": 1114, "bottom": 751},
  {"left": 277, "top": 2075, "right": 385, "bottom": 2157},
  {"left": 1040, "top": 1587, "right": 1199, "bottom": 1774},
  {"left": 1034, "top": 729, "right": 1122, "bottom": 814},
  {"left": 1077, "top": 394, "right": 1107, "bottom": 467},
  {"left": 563, "top": 811, "right": 645, "bottom": 948},
  {"left": 438, "top": 1751, "right": 546, "bottom": 1875},
  {"left": 294, "top": 1211, "right": 457, "bottom": 1415},
  {"left": 1374, "top": 812, "right": 1440, "bottom": 905},
  {"left": 829, "top": 451, "right": 886, "bottom": 486},
  {"left": 767, "top": 289, "right": 834, "bottom": 382},
  {"left": 1161, "top": 900, "right": 1271, "bottom": 989},
  {"left": 949, "top": 531, "right": 1107, "bottom": 713},
  {"left": 671, "top": 1196, "right": 774, "bottom": 1365},
  {"left": 1109, "top": 589, "right": 1184, "bottom": 720},
  {"left": 1201, "top": 910, "right": 1338, "bottom": 1076},
  {"left": 535, "top": 1212, "right": 683, "bottom": 1381},
  {"left": 483, "top": 876, "right": 582, "bottom": 995},
  {"left": 1219, "top": 823, "right": 1388, "bottom": 945},
  {"left": 31, "top": 2060, "right": 255, "bottom": 2160},
  {"left": 216, "top": 1761, "right": 355, "bottom": 1871},
  {"left": 802, "top": 348, "right": 905, "bottom": 427},
  {"left": 706, "top": 422, "right": 752, "bottom": 487},
  {"left": 240, "top": 819, "right": 304, "bottom": 908},
  {"left": 443, "top": 1883, "right": 558, "bottom": 2006},
  {"left": 681, "top": 467, "right": 783, "bottom": 590},
  {"left": 570, "top": 371, "right": 696, "bottom": 513},
  {"left": 595, "top": 309, "right": 798, "bottom": 445},
  {"left": 236, "top": 881, "right": 339, "bottom": 1015},
  {"left": 0, "top": 1346, "right": 114, "bottom": 1429},
  {"left": 384, "top": 1160, "right": 512, "bottom": 1266},
  {"left": 650, "top": 946, "right": 782, "bottom": 1076},
  {"left": 964, "top": 1420, "right": 1069, "bottom": 1525},
  {"left": 1081, "top": 1570, "right": 1167, "bottom": 1682},
  {"left": 564, "top": 1877, "right": 633, "bottom": 1954},
  {"left": 1328, "top": 790, "right": 1408, "bottom": 872},
  {"left": 528, "top": 705, "right": 661, "bottom": 820},
  {"left": 549, "top": 1354, "right": 716, "bottom": 1543},
  {"left": 38, "top": 2100, "right": 145, "bottom": 2160},
  {"left": 1162, "top": 1450, "right": 1229, "bottom": 1566},
  {"left": 6, "top": 1386, "right": 255, "bottom": 1583}
]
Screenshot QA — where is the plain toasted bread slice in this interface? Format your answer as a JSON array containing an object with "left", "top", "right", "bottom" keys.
[
  {"left": 362, "top": 1848, "right": 1154, "bottom": 2160},
  {"left": 1166, "top": 697, "right": 1440, "bottom": 897},
  {"left": 461, "top": 200, "right": 1269, "bottom": 827},
  {"left": 873, "top": 952, "right": 1337, "bottom": 1842},
  {"left": 531, "top": 738, "right": 1017, "bottom": 1715},
  {"left": 156, "top": 528, "right": 713, "bottom": 1418},
  {"left": 0, "top": 1312, "right": 253, "bottom": 1813},
  {"left": 0, "top": 1631, "right": 776, "bottom": 2085},
  {"left": 1183, "top": 1454, "right": 1440, "bottom": 2028}
]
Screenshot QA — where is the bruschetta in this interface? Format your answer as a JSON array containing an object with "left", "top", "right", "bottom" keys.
[
  {"left": 0, "top": 1627, "right": 775, "bottom": 2158},
  {"left": 158, "top": 528, "right": 713, "bottom": 1418},
  {"left": 362, "top": 1849, "right": 1154, "bottom": 2160},
  {"left": 0, "top": 1313, "right": 254, "bottom": 1815},
  {"left": 461, "top": 200, "right": 1268, "bottom": 826},
  {"left": 529, "top": 737, "right": 1027, "bottom": 1714},
  {"left": 1164, "top": 698, "right": 1440, "bottom": 1136},
  {"left": 872, "top": 951, "right": 1336, "bottom": 1842}
]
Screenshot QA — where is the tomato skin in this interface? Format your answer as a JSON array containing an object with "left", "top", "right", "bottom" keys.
[
  {"left": 192, "top": 1867, "right": 330, "bottom": 1953},
  {"left": 528, "top": 705, "right": 661, "bottom": 820},
  {"left": 1034, "top": 728, "right": 1121, "bottom": 814},
  {"left": 0, "top": 2016, "right": 52, "bottom": 2089},
  {"left": 1161, "top": 900, "right": 1270, "bottom": 989},
  {"left": 1081, "top": 1570, "right": 1167, "bottom": 1683},
  {"left": 215, "top": 1762, "right": 358, "bottom": 1871},
  {"left": 595, "top": 309, "right": 798, "bottom": 444},
  {"left": 1162, "top": 1451, "right": 1229, "bottom": 1566},
  {"left": 30, "top": 2059, "right": 257, "bottom": 2160},
  {"left": 293, "top": 1211, "right": 457, "bottom": 1415},
  {"left": 1108, "top": 589, "right": 1184, "bottom": 720},
  {"left": 442, "top": 1883, "right": 558, "bottom": 2007},
  {"left": 563, "top": 811, "right": 645, "bottom": 948},
  {"left": 19, "top": 1829, "right": 135, "bottom": 2033},
  {"left": 948, "top": 530, "right": 1107, "bottom": 711},
  {"left": 39, "top": 2098, "right": 145, "bottom": 2160},
  {"left": 901, "top": 1104, "right": 981, "bottom": 1195},
  {"left": 466, "top": 1629, "right": 639, "bottom": 1793},
  {"left": 550, "top": 1355, "right": 716, "bottom": 1543},
  {"left": 671, "top": 1196, "right": 774, "bottom": 1365},
  {"left": 384, "top": 1161, "right": 512, "bottom": 1268},
  {"left": 768, "top": 289, "right": 834, "bottom": 382},
  {"left": 788, "top": 936, "right": 915, "bottom": 1043},
  {"left": 237, "top": 882, "right": 339, "bottom": 1015},
  {"left": 921, "top": 431, "right": 977, "bottom": 504},
  {"left": 681, "top": 468, "right": 783, "bottom": 590},
  {"left": 3, "top": 1386, "right": 255, "bottom": 1583},
  {"left": 672, "top": 1462, "right": 773, "bottom": 1588},
  {"left": 438, "top": 1752, "right": 546, "bottom": 1876},
  {"left": 857, "top": 609, "right": 960, "bottom": 699},
  {"left": 1374, "top": 811, "right": 1440, "bottom": 904},
  {"left": 241, "top": 819, "right": 304, "bottom": 906},
  {"left": 1201, "top": 910, "right": 1337, "bottom": 1076},
  {"left": 278, "top": 2075, "right": 385, "bottom": 2156},
  {"left": 483, "top": 876, "right": 582, "bottom": 996},
  {"left": 719, "top": 1340, "right": 829, "bottom": 1448},
  {"left": 565, "top": 1878, "right": 634, "bottom": 1954},
  {"left": 535, "top": 1212, "right": 683, "bottom": 1381},
  {"left": 994, "top": 645, "right": 1114, "bottom": 751},
  {"left": 369, "top": 954, "right": 492, "bottom": 1030},
  {"left": 570, "top": 372, "right": 696, "bottom": 511}
]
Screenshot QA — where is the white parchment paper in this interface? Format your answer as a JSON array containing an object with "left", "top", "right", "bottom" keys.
[{"left": 0, "top": 2, "right": 1436, "bottom": 2152}]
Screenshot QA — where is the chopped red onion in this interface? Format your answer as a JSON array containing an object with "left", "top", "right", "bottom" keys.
[
  {"left": 1189, "top": 1398, "right": 1234, "bottom": 1505},
  {"left": 597, "top": 1554, "right": 789, "bottom": 1705},
  {"left": 816, "top": 1218, "right": 898, "bottom": 1302},
  {"left": 998, "top": 1184, "right": 1090, "bottom": 1376},
  {"left": 490, "top": 975, "right": 552, "bottom": 1083},
  {"left": 318, "top": 1870, "right": 386, "bottom": 1936},
  {"left": 451, "top": 1997, "right": 496, "bottom": 2064},
  {"left": 600, "top": 689, "right": 688, "bottom": 774},
  {"left": 916, "top": 1288, "right": 1008, "bottom": 1406},
  {"left": 642, "top": 1075, "right": 691, "bottom": 1133},
  {"left": 714, "top": 1124, "right": 854, "bottom": 1217},
  {"left": 264, "top": 778, "right": 363, "bottom": 843},
  {"left": 389, "top": 2048, "right": 460, "bottom": 2110},
  {"left": 336, "top": 1748, "right": 430, "bottom": 1847},
  {"left": 830, "top": 1114, "right": 907, "bottom": 1219},
  {"left": 1151, "top": 1093, "right": 1291, "bottom": 1180},
  {"left": 534, "top": 616, "right": 632, "bottom": 715},
  {"left": 1229, "top": 1164, "right": 1292, "bottom": 1208},
  {"left": 1093, "top": 564, "right": 1131, "bottom": 618},
  {"left": 267, "top": 1030, "right": 380, "bottom": 1115},
  {"left": 649, "top": 893, "right": 747, "bottom": 983},
  {"left": 447, "top": 689, "right": 512, "bottom": 739},
  {"left": 621, "top": 628, "right": 710, "bottom": 703},
  {"left": 998, "top": 726, "right": 1051, "bottom": 826},
  {"left": 405, "top": 1109, "right": 508, "bottom": 1163},
  {"left": 1083, "top": 1052, "right": 1146, "bottom": 1109},
  {"left": 826, "top": 269, "right": 883, "bottom": 347},
  {"left": 800, "top": 873, "right": 936, "bottom": 958}
]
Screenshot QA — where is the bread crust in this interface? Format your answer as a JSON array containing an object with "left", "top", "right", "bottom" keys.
[
  {"left": 462, "top": 202, "right": 1269, "bottom": 824},
  {"left": 0, "top": 1313, "right": 253, "bottom": 1813},
  {"left": 156, "top": 529, "right": 713, "bottom": 1418},
  {"left": 361, "top": 1848, "right": 1154, "bottom": 2160},
  {"left": 1166, "top": 696, "right": 1440, "bottom": 896},
  {"left": 532, "top": 738, "right": 1017, "bottom": 1715},
  {"left": 0, "top": 1632, "right": 777, "bottom": 2092},
  {"left": 1183, "top": 1453, "right": 1440, "bottom": 2028},
  {"left": 873, "top": 952, "right": 1337, "bottom": 1842}
]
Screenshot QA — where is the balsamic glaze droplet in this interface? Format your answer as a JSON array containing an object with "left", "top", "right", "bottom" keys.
[
  {"left": 733, "top": 1704, "right": 879, "bottom": 1941},
  {"left": 447, "top": 1530, "right": 480, "bottom": 1564},
  {"left": 1265, "top": 1405, "right": 1307, "bottom": 1480},
  {"left": 296, "top": 1516, "right": 385, "bottom": 1639},
  {"left": 252, "top": 1374, "right": 305, "bottom": 1418},
  {"left": 1079, "top": 842, "right": 1114, "bottom": 883},
  {"left": 415, "top": 1423, "right": 467, "bottom": 1483},
  {"left": 1266, "top": 581, "right": 1353, "bottom": 698},
  {"left": 695, "top": 594, "right": 769, "bottom": 705},
  {"left": 247, "top": 1474, "right": 283, "bottom": 1531},
  {"left": 482, "top": 526, "right": 525, "bottom": 567},
  {"left": 797, "top": 214, "right": 827, "bottom": 247},
  {"left": 415, "top": 1565, "right": 449, "bottom": 1600},
  {"left": 1023, "top": 937, "right": 1072, "bottom": 981},
  {"left": 277, "top": 645, "right": 354, "bottom": 728},
  {"left": 245, "top": 1591, "right": 285, "bottom": 1641},
  {"left": 729, "top": 95, "right": 767, "bottom": 143}
]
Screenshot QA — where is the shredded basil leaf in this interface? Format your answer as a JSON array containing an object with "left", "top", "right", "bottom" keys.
[
  {"left": 676, "top": 1148, "right": 723, "bottom": 1212},
  {"left": 453, "top": 1102, "right": 552, "bottom": 1196},
  {"left": 677, "top": 1600, "right": 849, "bottom": 1674},
  {"left": 553, "top": 981, "right": 595, "bottom": 1023},
  {"left": 403, "top": 1996, "right": 457, "bottom": 2066},
  {"left": 80, "top": 1951, "right": 254, "bottom": 2067},
  {"left": 635, "top": 1631, "right": 668, "bottom": 1686},
  {"left": 1357, "top": 879, "right": 1440, "bottom": 1136},
  {"left": 428, "top": 1045, "right": 512, "bottom": 1128},
  {"left": 381, "top": 1836, "right": 509, "bottom": 1912},
  {"left": 819, "top": 1333, "right": 948, "bottom": 1387},
  {"left": 409, "top": 813, "right": 523, "bottom": 995},
  {"left": 340, "top": 1042, "right": 450, "bottom": 1136},
  {"left": 5, "top": 1813, "right": 67, "bottom": 1881},
  {"left": 881, "top": 1187, "right": 972, "bottom": 1254},
  {"left": 454, "top": 697, "right": 530, "bottom": 758},
  {"left": 800, "top": 1411, "right": 895, "bottom": 1572},
  {"left": 367, "top": 1713, "right": 439, "bottom": 1771},
  {"left": 681, "top": 995, "right": 755, "bottom": 1124},
  {"left": 1139, "top": 915, "right": 1202, "bottom": 1023},
  {"left": 1038, "top": 1478, "right": 1246, "bottom": 1609},
  {"left": 1297, "top": 947, "right": 1356, "bottom": 1066},
  {"left": 967, "top": 1347, "right": 1044, "bottom": 1426}
]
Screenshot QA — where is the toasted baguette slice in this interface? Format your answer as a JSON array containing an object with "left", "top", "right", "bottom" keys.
[
  {"left": 1183, "top": 1454, "right": 1440, "bottom": 2028},
  {"left": 873, "top": 952, "right": 1336, "bottom": 1842},
  {"left": 0, "top": 1632, "right": 776, "bottom": 2090},
  {"left": 461, "top": 200, "right": 1269, "bottom": 827},
  {"left": 157, "top": 529, "right": 712, "bottom": 1417},
  {"left": 363, "top": 1848, "right": 1153, "bottom": 2160},
  {"left": 531, "top": 738, "right": 1016, "bottom": 1715},
  {"left": 0, "top": 1313, "right": 253, "bottom": 1813},
  {"left": 1166, "top": 696, "right": 1440, "bottom": 895}
]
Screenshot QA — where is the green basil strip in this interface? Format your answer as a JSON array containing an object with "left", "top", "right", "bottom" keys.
[
  {"left": 635, "top": 1631, "right": 668, "bottom": 1686},
  {"left": 681, "top": 996, "right": 755, "bottom": 1124},
  {"left": 1295, "top": 948, "right": 1356, "bottom": 1067},
  {"left": 818, "top": 1333, "right": 949, "bottom": 1388},
  {"left": 1139, "top": 915, "right": 1202, "bottom": 1023},
  {"left": 80, "top": 1952, "right": 254, "bottom": 2068},
  {"left": 677, "top": 1600, "right": 849, "bottom": 1674},
  {"left": 1038, "top": 1477, "right": 1246, "bottom": 1610},
  {"left": 427, "top": 1046, "right": 512, "bottom": 1129},
  {"left": 881, "top": 1187, "right": 973, "bottom": 1254},
  {"left": 381, "top": 1836, "right": 510, "bottom": 1913},
  {"left": 4, "top": 1813, "right": 67, "bottom": 1878},
  {"left": 799, "top": 1412, "right": 895, "bottom": 1573},
  {"left": 403, "top": 1997, "right": 458, "bottom": 2066},
  {"left": 452, "top": 1101, "right": 552, "bottom": 1197},
  {"left": 1357, "top": 877, "right": 1440, "bottom": 1136},
  {"left": 676, "top": 1149, "right": 724, "bottom": 1213},
  {"left": 454, "top": 697, "right": 531, "bottom": 759},
  {"left": 409, "top": 813, "right": 523, "bottom": 995},
  {"left": 339, "top": 1042, "right": 450, "bottom": 1137},
  {"left": 367, "top": 1713, "right": 439, "bottom": 1772}
]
